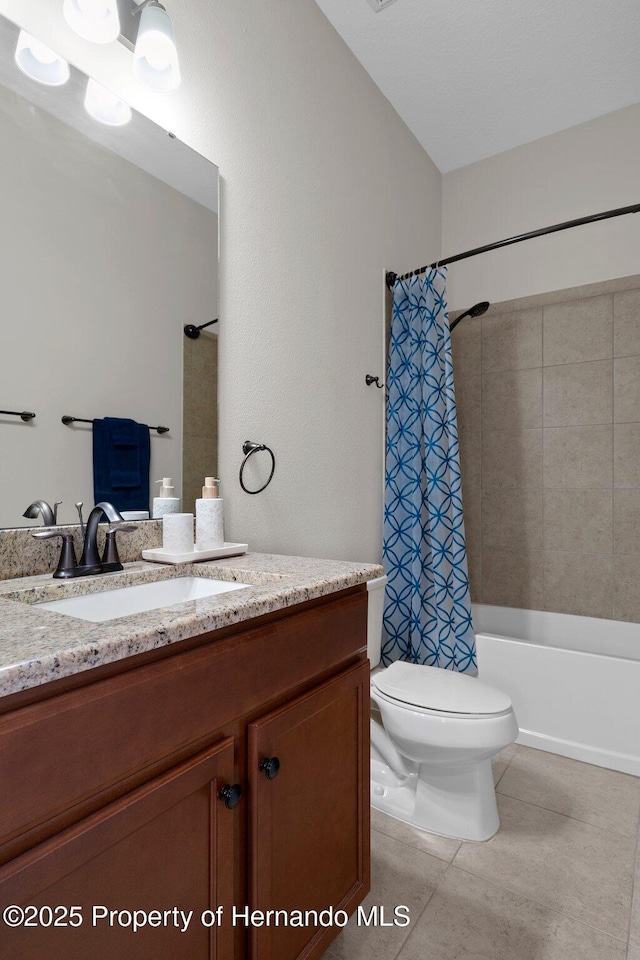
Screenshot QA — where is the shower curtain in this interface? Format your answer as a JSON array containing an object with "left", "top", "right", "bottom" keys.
[{"left": 382, "top": 269, "right": 476, "bottom": 673}]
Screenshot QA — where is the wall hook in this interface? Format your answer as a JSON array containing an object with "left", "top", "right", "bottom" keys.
[
  {"left": 365, "top": 375, "right": 384, "bottom": 389},
  {"left": 184, "top": 319, "right": 219, "bottom": 340}
]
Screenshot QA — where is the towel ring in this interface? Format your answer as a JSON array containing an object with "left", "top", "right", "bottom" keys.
[{"left": 239, "top": 441, "right": 276, "bottom": 495}]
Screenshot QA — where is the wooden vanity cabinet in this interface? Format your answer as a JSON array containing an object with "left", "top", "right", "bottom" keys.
[{"left": 0, "top": 587, "right": 370, "bottom": 960}]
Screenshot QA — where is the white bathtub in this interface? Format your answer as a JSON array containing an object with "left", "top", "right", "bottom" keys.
[{"left": 474, "top": 604, "right": 640, "bottom": 777}]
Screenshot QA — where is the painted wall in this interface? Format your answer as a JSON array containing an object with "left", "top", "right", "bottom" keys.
[
  {"left": 0, "top": 0, "right": 441, "bottom": 562},
  {"left": 0, "top": 80, "right": 216, "bottom": 528},
  {"left": 453, "top": 274, "right": 640, "bottom": 622},
  {"left": 443, "top": 105, "right": 640, "bottom": 312}
]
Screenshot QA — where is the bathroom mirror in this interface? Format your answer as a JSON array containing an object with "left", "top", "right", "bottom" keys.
[{"left": 0, "top": 12, "right": 218, "bottom": 528}]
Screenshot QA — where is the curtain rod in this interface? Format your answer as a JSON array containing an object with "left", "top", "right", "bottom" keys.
[{"left": 385, "top": 202, "right": 640, "bottom": 290}]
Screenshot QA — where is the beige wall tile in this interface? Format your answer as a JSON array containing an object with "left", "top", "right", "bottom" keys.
[
  {"left": 482, "top": 487, "right": 542, "bottom": 549},
  {"left": 543, "top": 552, "right": 613, "bottom": 618},
  {"left": 543, "top": 489, "right": 613, "bottom": 553},
  {"left": 544, "top": 425, "right": 613, "bottom": 489},
  {"left": 614, "top": 355, "right": 640, "bottom": 423},
  {"left": 482, "top": 428, "right": 542, "bottom": 488},
  {"left": 543, "top": 359, "right": 612, "bottom": 427},
  {"left": 455, "top": 374, "right": 481, "bottom": 433},
  {"left": 482, "top": 547, "right": 543, "bottom": 608},
  {"left": 397, "top": 866, "right": 627, "bottom": 960},
  {"left": 614, "top": 423, "right": 640, "bottom": 488},
  {"left": 482, "top": 368, "right": 542, "bottom": 430},
  {"left": 481, "top": 307, "right": 542, "bottom": 373},
  {"left": 543, "top": 295, "right": 613, "bottom": 366},
  {"left": 614, "top": 556, "right": 640, "bottom": 622},
  {"left": 456, "top": 372, "right": 481, "bottom": 489},
  {"left": 451, "top": 321, "right": 481, "bottom": 378},
  {"left": 459, "top": 439, "right": 481, "bottom": 490},
  {"left": 183, "top": 435, "right": 218, "bottom": 514},
  {"left": 462, "top": 483, "right": 482, "bottom": 602},
  {"left": 613, "top": 490, "right": 640, "bottom": 555},
  {"left": 613, "top": 288, "right": 640, "bottom": 358}
]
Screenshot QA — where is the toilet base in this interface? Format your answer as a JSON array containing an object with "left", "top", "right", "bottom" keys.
[{"left": 371, "top": 756, "right": 500, "bottom": 842}]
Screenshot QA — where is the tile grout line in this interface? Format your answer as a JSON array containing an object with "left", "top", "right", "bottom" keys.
[
  {"left": 448, "top": 784, "right": 639, "bottom": 942},
  {"left": 492, "top": 785, "right": 640, "bottom": 841},
  {"left": 624, "top": 796, "right": 640, "bottom": 958},
  {"left": 492, "top": 743, "right": 518, "bottom": 790},
  {"left": 448, "top": 862, "right": 630, "bottom": 947},
  {"left": 370, "top": 824, "right": 460, "bottom": 865},
  {"left": 393, "top": 857, "right": 459, "bottom": 960},
  {"left": 490, "top": 787, "right": 640, "bottom": 842}
]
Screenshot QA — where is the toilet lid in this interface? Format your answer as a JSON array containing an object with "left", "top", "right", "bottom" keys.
[{"left": 372, "top": 661, "right": 512, "bottom": 715}]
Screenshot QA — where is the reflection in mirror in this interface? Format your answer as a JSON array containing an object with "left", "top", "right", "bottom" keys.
[
  {"left": 183, "top": 330, "right": 218, "bottom": 516},
  {"left": 0, "top": 12, "right": 218, "bottom": 529}
]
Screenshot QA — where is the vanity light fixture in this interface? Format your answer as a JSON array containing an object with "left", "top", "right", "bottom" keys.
[
  {"left": 131, "top": 1, "right": 181, "bottom": 92},
  {"left": 14, "top": 31, "right": 70, "bottom": 86},
  {"left": 63, "top": 0, "right": 121, "bottom": 45},
  {"left": 84, "top": 78, "right": 132, "bottom": 125}
]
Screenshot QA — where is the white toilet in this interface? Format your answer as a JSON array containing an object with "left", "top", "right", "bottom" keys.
[{"left": 367, "top": 576, "right": 518, "bottom": 842}]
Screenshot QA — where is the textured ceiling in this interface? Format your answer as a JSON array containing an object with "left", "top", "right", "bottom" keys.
[{"left": 314, "top": 0, "right": 640, "bottom": 172}]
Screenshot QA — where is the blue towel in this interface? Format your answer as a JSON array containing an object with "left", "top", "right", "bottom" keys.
[{"left": 93, "top": 417, "right": 150, "bottom": 512}]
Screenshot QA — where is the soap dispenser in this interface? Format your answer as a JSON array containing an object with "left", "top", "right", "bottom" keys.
[
  {"left": 152, "top": 478, "right": 181, "bottom": 519},
  {"left": 196, "top": 477, "right": 224, "bottom": 550}
]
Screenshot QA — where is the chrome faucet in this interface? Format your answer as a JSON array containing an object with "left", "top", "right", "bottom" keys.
[
  {"left": 32, "top": 501, "right": 137, "bottom": 579},
  {"left": 23, "top": 499, "right": 62, "bottom": 526}
]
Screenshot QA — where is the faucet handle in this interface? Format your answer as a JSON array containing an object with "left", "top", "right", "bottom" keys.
[
  {"left": 102, "top": 523, "right": 137, "bottom": 566},
  {"left": 107, "top": 522, "right": 138, "bottom": 534},
  {"left": 31, "top": 530, "right": 78, "bottom": 579}
]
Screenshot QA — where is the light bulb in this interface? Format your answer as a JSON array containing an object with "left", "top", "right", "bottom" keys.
[
  {"left": 84, "top": 78, "right": 132, "bottom": 126},
  {"left": 133, "top": 3, "right": 181, "bottom": 92},
  {"left": 63, "top": 0, "right": 121, "bottom": 44},
  {"left": 14, "top": 31, "right": 70, "bottom": 86}
]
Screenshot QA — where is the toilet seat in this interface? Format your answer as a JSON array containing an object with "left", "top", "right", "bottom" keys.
[{"left": 371, "top": 661, "right": 512, "bottom": 717}]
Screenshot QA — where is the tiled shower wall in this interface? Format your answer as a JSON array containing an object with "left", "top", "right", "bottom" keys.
[
  {"left": 452, "top": 274, "right": 640, "bottom": 621},
  {"left": 182, "top": 331, "right": 218, "bottom": 514}
]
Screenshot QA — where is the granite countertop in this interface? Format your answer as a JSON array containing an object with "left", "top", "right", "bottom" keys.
[{"left": 0, "top": 553, "right": 383, "bottom": 699}]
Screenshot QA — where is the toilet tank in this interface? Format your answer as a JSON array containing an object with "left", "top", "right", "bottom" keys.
[{"left": 366, "top": 575, "right": 387, "bottom": 668}]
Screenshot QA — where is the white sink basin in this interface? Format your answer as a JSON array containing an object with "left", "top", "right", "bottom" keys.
[{"left": 37, "top": 576, "right": 251, "bottom": 623}]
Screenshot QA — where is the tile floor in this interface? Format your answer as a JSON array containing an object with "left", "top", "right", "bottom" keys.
[{"left": 325, "top": 745, "right": 640, "bottom": 960}]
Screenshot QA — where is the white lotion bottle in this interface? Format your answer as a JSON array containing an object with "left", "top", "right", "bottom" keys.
[
  {"left": 152, "top": 478, "right": 181, "bottom": 519},
  {"left": 196, "top": 477, "right": 224, "bottom": 550}
]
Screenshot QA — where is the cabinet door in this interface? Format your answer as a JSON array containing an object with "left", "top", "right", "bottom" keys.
[
  {"left": 0, "top": 739, "right": 236, "bottom": 960},
  {"left": 248, "top": 660, "right": 370, "bottom": 960}
]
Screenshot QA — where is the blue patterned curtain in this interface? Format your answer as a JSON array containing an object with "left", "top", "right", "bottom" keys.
[{"left": 382, "top": 269, "right": 476, "bottom": 673}]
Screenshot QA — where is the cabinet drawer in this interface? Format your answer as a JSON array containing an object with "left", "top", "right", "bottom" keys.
[{"left": 0, "top": 589, "right": 366, "bottom": 860}]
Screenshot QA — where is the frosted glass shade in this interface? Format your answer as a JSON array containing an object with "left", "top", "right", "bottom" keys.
[
  {"left": 132, "top": 3, "right": 181, "bottom": 92},
  {"left": 63, "top": 0, "right": 121, "bottom": 45},
  {"left": 84, "top": 79, "right": 132, "bottom": 126},
  {"left": 14, "top": 31, "right": 70, "bottom": 86}
]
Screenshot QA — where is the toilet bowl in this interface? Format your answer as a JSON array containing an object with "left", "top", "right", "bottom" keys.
[{"left": 367, "top": 576, "right": 518, "bottom": 842}]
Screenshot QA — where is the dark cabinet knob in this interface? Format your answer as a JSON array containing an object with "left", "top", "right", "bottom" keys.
[
  {"left": 219, "top": 783, "right": 242, "bottom": 809},
  {"left": 259, "top": 756, "right": 280, "bottom": 780}
]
